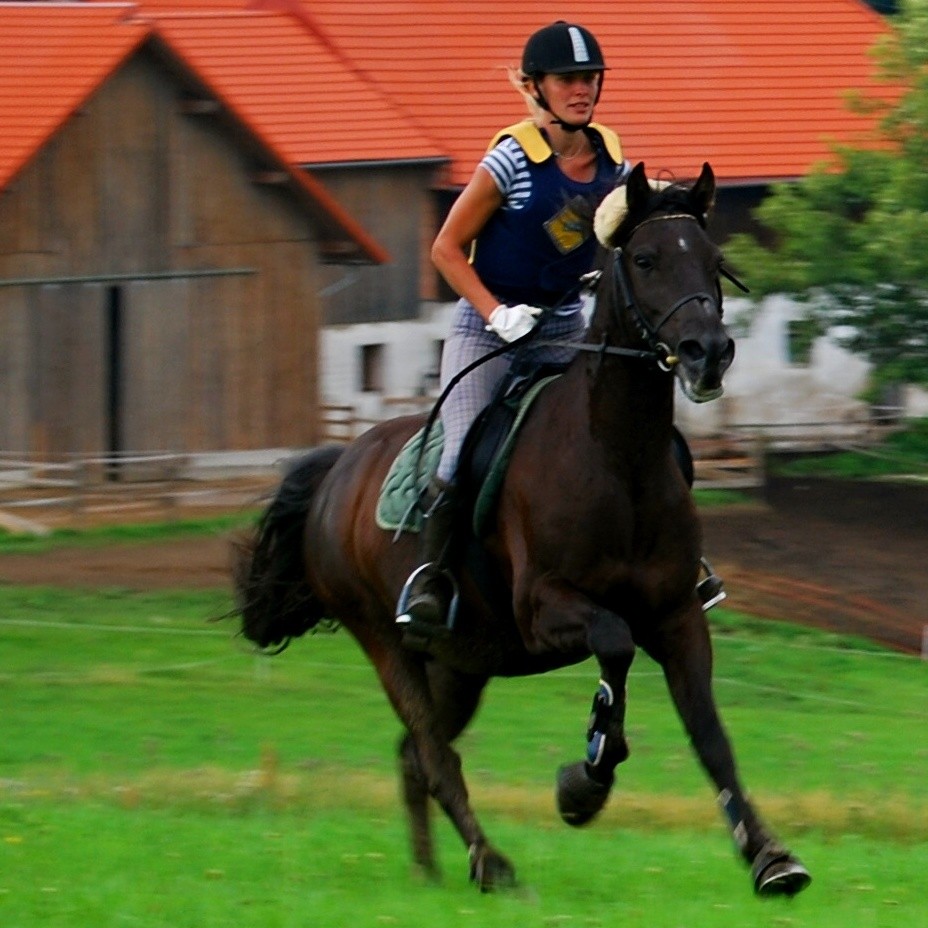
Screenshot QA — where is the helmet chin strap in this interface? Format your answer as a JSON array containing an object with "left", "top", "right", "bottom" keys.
[
  {"left": 555, "top": 119, "right": 588, "bottom": 133},
  {"left": 532, "top": 89, "right": 590, "bottom": 132}
]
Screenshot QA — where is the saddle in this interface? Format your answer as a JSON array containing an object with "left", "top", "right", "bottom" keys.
[
  {"left": 376, "top": 361, "right": 697, "bottom": 539},
  {"left": 376, "top": 363, "right": 565, "bottom": 538}
]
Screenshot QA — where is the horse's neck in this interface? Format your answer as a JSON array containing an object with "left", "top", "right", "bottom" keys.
[{"left": 585, "top": 359, "right": 676, "bottom": 469}]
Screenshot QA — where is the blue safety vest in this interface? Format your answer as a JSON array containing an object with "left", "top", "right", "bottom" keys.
[{"left": 472, "top": 121, "right": 624, "bottom": 308}]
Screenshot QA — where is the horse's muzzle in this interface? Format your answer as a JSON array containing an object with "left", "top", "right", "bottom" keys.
[{"left": 675, "top": 334, "right": 735, "bottom": 403}]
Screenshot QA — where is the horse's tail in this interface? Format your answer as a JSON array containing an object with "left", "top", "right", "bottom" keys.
[{"left": 231, "top": 445, "right": 344, "bottom": 651}]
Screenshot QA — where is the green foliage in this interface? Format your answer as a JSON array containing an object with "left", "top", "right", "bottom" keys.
[{"left": 726, "top": 1, "right": 928, "bottom": 387}]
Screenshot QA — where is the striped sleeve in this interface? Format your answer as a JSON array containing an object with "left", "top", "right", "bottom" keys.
[{"left": 478, "top": 137, "right": 533, "bottom": 210}]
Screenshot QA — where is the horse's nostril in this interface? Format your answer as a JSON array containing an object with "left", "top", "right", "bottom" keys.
[
  {"left": 679, "top": 336, "right": 734, "bottom": 370},
  {"left": 677, "top": 340, "right": 706, "bottom": 365},
  {"left": 722, "top": 337, "right": 736, "bottom": 368}
]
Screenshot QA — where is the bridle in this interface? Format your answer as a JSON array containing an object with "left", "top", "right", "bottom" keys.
[
  {"left": 610, "top": 212, "right": 722, "bottom": 371},
  {"left": 535, "top": 211, "right": 747, "bottom": 371}
]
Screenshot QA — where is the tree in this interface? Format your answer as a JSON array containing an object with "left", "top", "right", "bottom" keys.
[{"left": 726, "top": 0, "right": 928, "bottom": 391}]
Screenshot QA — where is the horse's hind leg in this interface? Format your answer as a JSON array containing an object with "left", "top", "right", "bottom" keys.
[
  {"left": 399, "top": 733, "right": 435, "bottom": 877},
  {"left": 398, "top": 663, "right": 488, "bottom": 882},
  {"left": 650, "top": 608, "right": 811, "bottom": 897},
  {"left": 366, "top": 638, "right": 512, "bottom": 889}
]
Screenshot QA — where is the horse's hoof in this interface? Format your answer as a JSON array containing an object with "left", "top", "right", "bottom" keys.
[
  {"left": 468, "top": 843, "right": 516, "bottom": 892},
  {"left": 752, "top": 844, "right": 812, "bottom": 897},
  {"left": 556, "top": 761, "right": 613, "bottom": 827}
]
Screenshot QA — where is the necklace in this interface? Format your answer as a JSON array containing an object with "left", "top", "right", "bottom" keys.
[{"left": 553, "top": 145, "right": 589, "bottom": 161}]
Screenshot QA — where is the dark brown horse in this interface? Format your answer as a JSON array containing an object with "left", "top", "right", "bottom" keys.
[{"left": 233, "top": 163, "right": 811, "bottom": 897}]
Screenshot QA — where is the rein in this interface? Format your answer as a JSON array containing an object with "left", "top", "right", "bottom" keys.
[{"left": 409, "top": 210, "right": 748, "bottom": 498}]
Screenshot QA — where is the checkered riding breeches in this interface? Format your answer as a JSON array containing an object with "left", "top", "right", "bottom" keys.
[{"left": 436, "top": 299, "right": 587, "bottom": 483}]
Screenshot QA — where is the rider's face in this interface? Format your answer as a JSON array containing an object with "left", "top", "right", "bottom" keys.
[{"left": 535, "top": 71, "right": 600, "bottom": 125}]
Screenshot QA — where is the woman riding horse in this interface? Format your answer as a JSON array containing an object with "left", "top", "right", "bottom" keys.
[
  {"left": 398, "top": 22, "right": 724, "bottom": 636},
  {"left": 233, "top": 162, "right": 811, "bottom": 898}
]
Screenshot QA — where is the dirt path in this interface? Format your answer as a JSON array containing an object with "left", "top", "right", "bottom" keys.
[
  {"left": 702, "top": 478, "right": 927, "bottom": 654},
  {"left": 0, "top": 477, "right": 924, "bottom": 654}
]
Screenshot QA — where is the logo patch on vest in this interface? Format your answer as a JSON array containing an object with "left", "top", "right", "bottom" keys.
[{"left": 544, "top": 203, "right": 588, "bottom": 254}]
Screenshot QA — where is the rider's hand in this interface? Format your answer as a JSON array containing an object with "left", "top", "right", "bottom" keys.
[{"left": 486, "top": 304, "right": 543, "bottom": 342}]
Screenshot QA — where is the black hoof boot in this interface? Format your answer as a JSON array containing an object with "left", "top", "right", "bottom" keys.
[
  {"left": 752, "top": 843, "right": 812, "bottom": 897},
  {"left": 556, "top": 762, "right": 613, "bottom": 827}
]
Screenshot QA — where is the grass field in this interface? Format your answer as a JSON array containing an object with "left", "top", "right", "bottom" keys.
[
  {"left": 1, "top": 581, "right": 925, "bottom": 927},
  {"left": 770, "top": 417, "right": 928, "bottom": 479}
]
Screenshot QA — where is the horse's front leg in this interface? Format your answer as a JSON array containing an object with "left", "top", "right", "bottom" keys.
[
  {"left": 649, "top": 606, "right": 812, "bottom": 897},
  {"left": 527, "top": 579, "right": 636, "bottom": 826}
]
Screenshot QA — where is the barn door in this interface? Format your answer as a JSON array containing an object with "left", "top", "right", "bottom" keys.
[
  {"left": 118, "top": 278, "right": 191, "bottom": 453},
  {"left": 20, "top": 282, "right": 108, "bottom": 457}
]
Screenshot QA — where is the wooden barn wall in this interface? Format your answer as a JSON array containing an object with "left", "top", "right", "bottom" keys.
[
  {"left": 312, "top": 164, "right": 435, "bottom": 325},
  {"left": 0, "top": 49, "right": 326, "bottom": 456}
]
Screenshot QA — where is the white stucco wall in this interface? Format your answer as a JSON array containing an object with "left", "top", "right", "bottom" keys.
[
  {"left": 674, "top": 294, "right": 872, "bottom": 436},
  {"left": 321, "top": 302, "right": 454, "bottom": 423},
  {"left": 321, "top": 294, "right": 889, "bottom": 439}
]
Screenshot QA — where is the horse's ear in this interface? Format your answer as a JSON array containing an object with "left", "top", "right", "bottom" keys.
[
  {"left": 625, "top": 162, "right": 651, "bottom": 214},
  {"left": 690, "top": 162, "right": 716, "bottom": 220}
]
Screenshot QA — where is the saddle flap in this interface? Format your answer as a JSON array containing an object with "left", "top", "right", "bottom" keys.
[{"left": 375, "top": 372, "right": 562, "bottom": 538}]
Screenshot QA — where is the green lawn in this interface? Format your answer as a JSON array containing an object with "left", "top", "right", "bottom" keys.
[
  {"left": 770, "top": 417, "right": 928, "bottom": 479},
  {"left": 0, "top": 585, "right": 925, "bottom": 927}
]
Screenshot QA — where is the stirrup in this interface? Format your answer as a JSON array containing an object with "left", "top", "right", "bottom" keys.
[
  {"left": 697, "top": 558, "right": 726, "bottom": 611},
  {"left": 395, "top": 562, "right": 459, "bottom": 637}
]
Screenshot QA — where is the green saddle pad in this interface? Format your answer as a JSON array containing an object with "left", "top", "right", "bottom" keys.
[
  {"left": 375, "top": 420, "right": 444, "bottom": 534},
  {"left": 376, "top": 375, "right": 559, "bottom": 537}
]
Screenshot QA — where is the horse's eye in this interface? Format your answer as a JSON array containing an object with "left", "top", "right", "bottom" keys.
[{"left": 633, "top": 253, "right": 654, "bottom": 272}]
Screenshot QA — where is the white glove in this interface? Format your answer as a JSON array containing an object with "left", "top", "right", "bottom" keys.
[{"left": 486, "top": 303, "right": 543, "bottom": 342}]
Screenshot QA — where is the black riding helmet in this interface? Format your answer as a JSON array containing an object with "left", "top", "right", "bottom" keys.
[{"left": 521, "top": 22, "right": 607, "bottom": 130}]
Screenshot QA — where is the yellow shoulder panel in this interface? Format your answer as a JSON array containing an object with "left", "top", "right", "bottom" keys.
[
  {"left": 487, "top": 121, "right": 553, "bottom": 162},
  {"left": 487, "top": 120, "right": 624, "bottom": 166},
  {"left": 587, "top": 122, "right": 624, "bottom": 165}
]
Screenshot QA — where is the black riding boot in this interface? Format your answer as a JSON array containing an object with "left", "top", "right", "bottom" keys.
[{"left": 395, "top": 478, "right": 461, "bottom": 640}]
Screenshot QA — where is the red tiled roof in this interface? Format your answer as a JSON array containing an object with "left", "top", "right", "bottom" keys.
[
  {"left": 0, "top": 2, "right": 391, "bottom": 262},
  {"left": 0, "top": 4, "right": 147, "bottom": 191},
  {"left": 302, "top": 0, "right": 895, "bottom": 185},
  {"left": 0, "top": 0, "right": 896, "bottom": 194},
  {"left": 150, "top": 7, "right": 449, "bottom": 167}
]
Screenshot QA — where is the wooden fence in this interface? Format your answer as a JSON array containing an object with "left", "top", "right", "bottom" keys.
[
  {"left": 0, "top": 405, "right": 898, "bottom": 533},
  {"left": 0, "top": 452, "right": 277, "bottom": 531}
]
